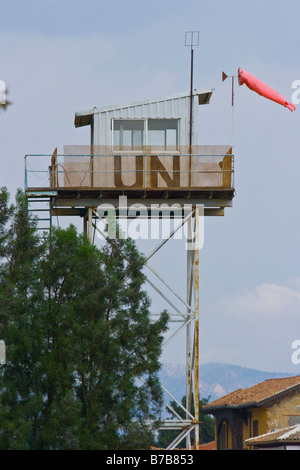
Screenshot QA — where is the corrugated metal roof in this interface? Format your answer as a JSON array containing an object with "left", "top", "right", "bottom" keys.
[{"left": 74, "top": 89, "right": 213, "bottom": 128}]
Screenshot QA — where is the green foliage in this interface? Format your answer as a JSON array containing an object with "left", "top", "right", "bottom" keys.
[{"left": 0, "top": 188, "right": 169, "bottom": 450}]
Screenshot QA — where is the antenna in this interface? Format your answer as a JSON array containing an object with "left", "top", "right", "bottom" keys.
[
  {"left": 185, "top": 31, "right": 199, "bottom": 150},
  {"left": 222, "top": 71, "right": 238, "bottom": 147},
  {"left": 222, "top": 71, "right": 237, "bottom": 106},
  {"left": 185, "top": 31, "right": 199, "bottom": 189},
  {"left": 184, "top": 31, "right": 201, "bottom": 447}
]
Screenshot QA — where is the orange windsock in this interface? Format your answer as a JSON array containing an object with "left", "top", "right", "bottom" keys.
[{"left": 238, "top": 68, "right": 295, "bottom": 112}]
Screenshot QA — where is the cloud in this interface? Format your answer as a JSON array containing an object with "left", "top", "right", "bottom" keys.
[
  {"left": 201, "top": 279, "right": 300, "bottom": 372},
  {"left": 228, "top": 281, "right": 300, "bottom": 318}
]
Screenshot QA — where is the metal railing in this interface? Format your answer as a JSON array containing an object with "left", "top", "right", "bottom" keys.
[{"left": 25, "top": 152, "right": 234, "bottom": 191}]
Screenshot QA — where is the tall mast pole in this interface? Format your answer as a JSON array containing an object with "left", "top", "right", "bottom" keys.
[
  {"left": 189, "top": 46, "right": 194, "bottom": 152},
  {"left": 185, "top": 31, "right": 199, "bottom": 187},
  {"left": 185, "top": 31, "right": 200, "bottom": 449}
]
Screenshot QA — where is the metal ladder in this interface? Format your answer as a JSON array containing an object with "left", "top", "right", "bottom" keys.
[{"left": 27, "top": 197, "right": 52, "bottom": 233}]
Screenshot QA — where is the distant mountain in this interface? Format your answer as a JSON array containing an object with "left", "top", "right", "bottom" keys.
[{"left": 159, "top": 362, "right": 293, "bottom": 404}]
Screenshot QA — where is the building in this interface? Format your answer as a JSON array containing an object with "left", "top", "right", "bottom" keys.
[
  {"left": 202, "top": 376, "right": 300, "bottom": 450},
  {"left": 245, "top": 424, "right": 300, "bottom": 450}
]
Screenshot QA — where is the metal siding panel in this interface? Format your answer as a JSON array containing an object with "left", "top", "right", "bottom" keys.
[
  {"left": 99, "top": 115, "right": 106, "bottom": 146},
  {"left": 157, "top": 101, "right": 165, "bottom": 118},
  {"left": 135, "top": 105, "right": 142, "bottom": 118},
  {"left": 148, "top": 102, "right": 152, "bottom": 117},
  {"left": 165, "top": 99, "right": 172, "bottom": 117},
  {"left": 128, "top": 107, "right": 134, "bottom": 119},
  {"left": 173, "top": 98, "right": 179, "bottom": 118},
  {"left": 100, "top": 110, "right": 112, "bottom": 146},
  {"left": 95, "top": 94, "right": 202, "bottom": 145},
  {"left": 179, "top": 97, "right": 187, "bottom": 146},
  {"left": 179, "top": 116, "right": 185, "bottom": 147},
  {"left": 142, "top": 103, "right": 149, "bottom": 118},
  {"left": 193, "top": 99, "right": 199, "bottom": 145},
  {"left": 94, "top": 112, "right": 101, "bottom": 146},
  {"left": 143, "top": 103, "right": 150, "bottom": 118}
]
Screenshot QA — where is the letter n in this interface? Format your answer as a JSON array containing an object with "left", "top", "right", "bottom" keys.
[{"left": 150, "top": 155, "right": 180, "bottom": 188}]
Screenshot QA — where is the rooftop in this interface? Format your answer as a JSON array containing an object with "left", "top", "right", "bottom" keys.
[
  {"left": 203, "top": 376, "right": 300, "bottom": 411},
  {"left": 198, "top": 441, "right": 215, "bottom": 450},
  {"left": 246, "top": 425, "right": 300, "bottom": 446}
]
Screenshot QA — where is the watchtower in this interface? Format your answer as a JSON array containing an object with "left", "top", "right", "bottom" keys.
[{"left": 25, "top": 88, "right": 235, "bottom": 449}]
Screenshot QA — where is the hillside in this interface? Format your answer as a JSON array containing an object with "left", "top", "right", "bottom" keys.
[{"left": 159, "top": 362, "right": 293, "bottom": 403}]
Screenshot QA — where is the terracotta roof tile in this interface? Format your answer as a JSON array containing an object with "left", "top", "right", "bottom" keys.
[
  {"left": 203, "top": 375, "right": 300, "bottom": 410},
  {"left": 198, "top": 441, "right": 215, "bottom": 450},
  {"left": 246, "top": 425, "right": 300, "bottom": 445}
]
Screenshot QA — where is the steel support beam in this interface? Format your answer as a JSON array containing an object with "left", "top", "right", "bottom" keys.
[{"left": 87, "top": 205, "right": 201, "bottom": 449}]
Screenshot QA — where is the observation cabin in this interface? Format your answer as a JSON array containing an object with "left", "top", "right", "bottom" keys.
[{"left": 24, "top": 88, "right": 235, "bottom": 232}]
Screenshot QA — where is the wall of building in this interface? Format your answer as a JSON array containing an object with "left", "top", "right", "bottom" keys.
[
  {"left": 266, "top": 393, "right": 300, "bottom": 431},
  {"left": 249, "top": 407, "right": 269, "bottom": 438},
  {"left": 243, "top": 393, "right": 300, "bottom": 449},
  {"left": 214, "top": 392, "right": 300, "bottom": 450},
  {"left": 240, "top": 407, "right": 269, "bottom": 450}
]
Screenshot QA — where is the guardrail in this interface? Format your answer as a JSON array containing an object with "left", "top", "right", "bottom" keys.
[{"left": 25, "top": 152, "right": 234, "bottom": 191}]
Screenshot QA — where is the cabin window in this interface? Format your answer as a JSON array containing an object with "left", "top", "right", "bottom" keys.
[
  {"left": 113, "top": 120, "right": 144, "bottom": 148},
  {"left": 148, "top": 119, "right": 178, "bottom": 148},
  {"left": 112, "top": 118, "right": 179, "bottom": 149}
]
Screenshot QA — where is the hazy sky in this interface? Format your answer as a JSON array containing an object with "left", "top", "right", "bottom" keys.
[{"left": 1, "top": 0, "right": 300, "bottom": 374}]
